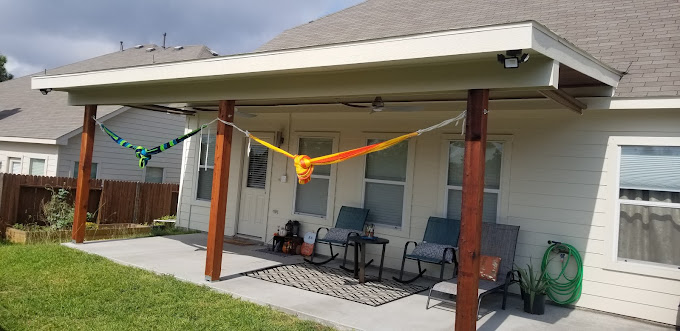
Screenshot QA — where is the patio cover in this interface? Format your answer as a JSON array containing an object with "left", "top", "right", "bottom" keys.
[{"left": 31, "top": 20, "right": 621, "bottom": 330}]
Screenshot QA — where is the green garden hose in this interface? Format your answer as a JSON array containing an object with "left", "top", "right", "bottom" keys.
[{"left": 541, "top": 241, "right": 583, "bottom": 304}]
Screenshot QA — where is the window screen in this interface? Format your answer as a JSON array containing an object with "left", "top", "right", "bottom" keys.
[{"left": 29, "top": 158, "right": 45, "bottom": 176}]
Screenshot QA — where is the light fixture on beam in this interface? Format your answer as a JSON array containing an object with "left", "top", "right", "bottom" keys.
[
  {"left": 497, "top": 50, "right": 529, "bottom": 69},
  {"left": 40, "top": 88, "right": 52, "bottom": 95}
]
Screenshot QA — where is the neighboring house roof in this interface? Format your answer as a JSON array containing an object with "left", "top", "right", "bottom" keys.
[
  {"left": 0, "top": 45, "right": 215, "bottom": 142},
  {"left": 258, "top": 0, "right": 680, "bottom": 98}
]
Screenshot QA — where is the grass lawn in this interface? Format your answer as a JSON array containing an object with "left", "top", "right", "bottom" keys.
[{"left": 0, "top": 242, "right": 332, "bottom": 331}]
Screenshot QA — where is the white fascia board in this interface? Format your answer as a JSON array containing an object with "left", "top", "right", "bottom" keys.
[
  {"left": 0, "top": 137, "right": 60, "bottom": 145},
  {"left": 583, "top": 97, "right": 680, "bottom": 110},
  {"left": 530, "top": 23, "right": 622, "bottom": 87},
  {"left": 32, "top": 22, "right": 538, "bottom": 90}
]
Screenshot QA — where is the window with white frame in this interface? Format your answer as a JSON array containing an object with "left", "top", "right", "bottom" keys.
[
  {"left": 294, "top": 137, "right": 333, "bottom": 217},
  {"left": 196, "top": 132, "right": 216, "bottom": 200},
  {"left": 29, "top": 158, "right": 46, "bottom": 176},
  {"left": 9, "top": 157, "right": 21, "bottom": 174},
  {"left": 73, "top": 162, "right": 98, "bottom": 179},
  {"left": 617, "top": 146, "right": 680, "bottom": 268},
  {"left": 363, "top": 139, "right": 409, "bottom": 228},
  {"left": 144, "top": 167, "right": 164, "bottom": 183},
  {"left": 446, "top": 141, "right": 504, "bottom": 223}
]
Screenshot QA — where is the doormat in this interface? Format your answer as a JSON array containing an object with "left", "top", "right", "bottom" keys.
[
  {"left": 224, "top": 237, "right": 259, "bottom": 246},
  {"left": 254, "top": 247, "right": 292, "bottom": 258},
  {"left": 244, "top": 263, "right": 428, "bottom": 306}
]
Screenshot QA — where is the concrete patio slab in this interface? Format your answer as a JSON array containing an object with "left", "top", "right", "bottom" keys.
[{"left": 64, "top": 233, "right": 670, "bottom": 331}]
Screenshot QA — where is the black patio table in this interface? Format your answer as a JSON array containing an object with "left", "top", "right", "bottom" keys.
[{"left": 350, "top": 236, "right": 390, "bottom": 283}]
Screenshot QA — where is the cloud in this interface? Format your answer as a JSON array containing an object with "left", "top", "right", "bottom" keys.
[{"left": 0, "top": 0, "right": 364, "bottom": 77}]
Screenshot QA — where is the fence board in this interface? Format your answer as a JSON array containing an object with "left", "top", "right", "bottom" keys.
[{"left": 0, "top": 173, "right": 178, "bottom": 238}]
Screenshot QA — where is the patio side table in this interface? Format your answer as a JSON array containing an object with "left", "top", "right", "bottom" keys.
[{"left": 350, "top": 236, "right": 390, "bottom": 283}]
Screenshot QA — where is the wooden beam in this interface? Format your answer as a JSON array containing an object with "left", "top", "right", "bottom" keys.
[
  {"left": 538, "top": 89, "right": 586, "bottom": 114},
  {"left": 455, "top": 89, "right": 489, "bottom": 330},
  {"left": 204, "top": 100, "right": 235, "bottom": 281},
  {"left": 72, "top": 105, "right": 97, "bottom": 243}
]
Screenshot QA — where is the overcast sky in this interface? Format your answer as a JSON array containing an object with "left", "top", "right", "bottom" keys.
[{"left": 0, "top": 0, "right": 363, "bottom": 78}]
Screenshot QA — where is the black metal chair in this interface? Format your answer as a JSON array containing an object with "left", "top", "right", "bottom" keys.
[
  {"left": 393, "top": 216, "right": 461, "bottom": 283},
  {"left": 426, "top": 223, "right": 521, "bottom": 313},
  {"left": 304, "top": 206, "right": 370, "bottom": 268}
]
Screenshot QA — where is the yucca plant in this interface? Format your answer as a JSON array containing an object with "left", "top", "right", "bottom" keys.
[{"left": 515, "top": 262, "right": 549, "bottom": 313}]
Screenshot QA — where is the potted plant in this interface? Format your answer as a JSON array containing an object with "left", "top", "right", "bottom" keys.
[{"left": 515, "top": 262, "right": 548, "bottom": 315}]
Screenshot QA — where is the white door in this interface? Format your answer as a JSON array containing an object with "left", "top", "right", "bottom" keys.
[{"left": 237, "top": 134, "right": 274, "bottom": 240}]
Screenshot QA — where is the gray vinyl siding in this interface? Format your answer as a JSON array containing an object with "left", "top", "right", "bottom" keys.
[{"left": 56, "top": 107, "right": 185, "bottom": 183}]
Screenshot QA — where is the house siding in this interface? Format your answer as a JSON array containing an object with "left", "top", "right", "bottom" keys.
[
  {"left": 57, "top": 107, "right": 185, "bottom": 183},
  {"left": 0, "top": 141, "right": 59, "bottom": 175},
  {"left": 177, "top": 108, "right": 680, "bottom": 326}
]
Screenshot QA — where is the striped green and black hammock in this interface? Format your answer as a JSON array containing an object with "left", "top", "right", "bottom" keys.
[{"left": 98, "top": 123, "right": 208, "bottom": 168}]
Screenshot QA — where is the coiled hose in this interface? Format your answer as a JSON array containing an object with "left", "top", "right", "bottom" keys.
[{"left": 541, "top": 241, "right": 583, "bottom": 304}]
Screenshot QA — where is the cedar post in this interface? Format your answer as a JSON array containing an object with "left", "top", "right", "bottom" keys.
[
  {"left": 72, "top": 105, "right": 97, "bottom": 243},
  {"left": 455, "top": 89, "right": 489, "bottom": 330},
  {"left": 204, "top": 100, "right": 234, "bottom": 281}
]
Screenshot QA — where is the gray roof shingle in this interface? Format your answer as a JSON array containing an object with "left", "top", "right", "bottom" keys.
[
  {"left": 258, "top": 0, "right": 680, "bottom": 98},
  {"left": 0, "top": 45, "right": 215, "bottom": 140}
]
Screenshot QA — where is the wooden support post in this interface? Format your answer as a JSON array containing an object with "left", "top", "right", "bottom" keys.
[
  {"left": 72, "top": 105, "right": 97, "bottom": 243},
  {"left": 455, "top": 89, "right": 489, "bottom": 330},
  {"left": 204, "top": 100, "right": 235, "bottom": 282}
]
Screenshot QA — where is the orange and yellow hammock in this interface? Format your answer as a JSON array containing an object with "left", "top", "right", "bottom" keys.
[{"left": 219, "top": 112, "right": 466, "bottom": 184}]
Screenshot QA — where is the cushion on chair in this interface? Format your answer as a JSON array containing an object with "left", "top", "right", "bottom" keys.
[
  {"left": 410, "top": 242, "right": 455, "bottom": 263},
  {"left": 321, "top": 228, "right": 359, "bottom": 244},
  {"left": 479, "top": 255, "right": 502, "bottom": 282}
]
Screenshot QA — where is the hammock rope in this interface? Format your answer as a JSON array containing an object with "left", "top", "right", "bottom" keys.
[
  {"left": 94, "top": 110, "right": 467, "bottom": 182},
  {"left": 94, "top": 117, "right": 216, "bottom": 168},
  {"left": 219, "top": 110, "right": 467, "bottom": 184}
]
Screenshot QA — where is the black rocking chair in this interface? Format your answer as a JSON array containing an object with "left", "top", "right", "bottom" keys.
[{"left": 304, "top": 206, "right": 370, "bottom": 269}]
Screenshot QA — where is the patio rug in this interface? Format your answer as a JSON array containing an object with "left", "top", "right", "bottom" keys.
[
  {"left": 244, "top": 263, "right": 428, "bottom": 306},
  {"left": 224, "top": 236, "right": 259, "bottom": 246},
  {"left": 253, "top": 247, "right": 291, "bottom": 258}
]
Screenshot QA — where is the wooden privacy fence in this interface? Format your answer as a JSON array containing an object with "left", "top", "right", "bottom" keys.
[{"left": 0, "top": 173, "right": 179, "bottom": 238}]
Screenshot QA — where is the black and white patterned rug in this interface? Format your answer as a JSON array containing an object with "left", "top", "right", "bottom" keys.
[{"left": 244, "top": 263, "right": 428, "bottom": 306}]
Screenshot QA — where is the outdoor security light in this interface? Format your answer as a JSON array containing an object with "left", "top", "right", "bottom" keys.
[
  {"left": 497, "top": 50, "right": 530, "bottom": 69},
  {"left": 40, "top": 88, "right": 52, "bottom": 95}
]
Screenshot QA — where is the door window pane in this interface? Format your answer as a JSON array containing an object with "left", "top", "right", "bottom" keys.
[
  {"left": 9, "top": 158, "right": 21, "bottom": 174},
  {"left": 298, "top": 138, "right": 332, "bottom": 176},
  {"left": 618, "top": 146, "right": 680, "bottom": 267},
  {"left": 73, "top": 162, "right": 98, "bottom": 179},
  {"left": 196, "top": 168, "right": 213, "bottom": 200},
  {"left": 295, "top": 178, "right": 329, "bottom": 216},
  {"left": 295, "top": 137, "right": 333, "bottom": 217},
  {"left": 619, "top": 203, "right": 680, "bottom": 265},
  {"left": 364, "top": 182, "right": 404, "bottom": 228},
  {"left": 145, "top": 167, "right": 164, "bottom": 183},
  {"left": 365, "top": 139, "right": 408, "bottom": 181},
  {"left": 447, "top": 189, "right": 498, "bottom": 223},
  {"left": 246, "top": 143, "right": 268, "bottom": 189},
  {"left": 29, "top": 159, "right": 46, "bottom": 176},
  {"left": 448, "top": 141, "right": 503, "bottom": 188}
]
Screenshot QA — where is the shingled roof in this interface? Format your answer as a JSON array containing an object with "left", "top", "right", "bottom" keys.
[
  {"left": 259, "top": 0, "right": 680, "bottom": 98},
  {"left": 0, "top": 45, "right": 215, "bottom": 140}
]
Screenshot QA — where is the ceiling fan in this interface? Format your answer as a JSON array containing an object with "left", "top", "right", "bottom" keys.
[{"left": 341, "top": 96, "right": 425, "bottom": 114}]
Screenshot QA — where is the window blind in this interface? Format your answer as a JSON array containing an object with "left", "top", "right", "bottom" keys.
[
  {"left": 364, "top": 182, "right": 404, "bottom": 228},
  {"left": 29, "top": 159, "right": 45, "bottom": 176},
  {"left": 73, "top": 162, "right": 98, "bottom": 179},
  {"left": 145, "top": 167, "right": 164, "bottom": 183},
  {"left": 246, "top": 143, "right": 268, "bottom": 189},
  {"left": 447, "top": 189, "right": 498, "bottom": 223},
  {"left": 295, "top": 178, "right": 329, "bottom": 216},
  {"left": 620, "top": 146, "right": 680, "bottom": 192}
]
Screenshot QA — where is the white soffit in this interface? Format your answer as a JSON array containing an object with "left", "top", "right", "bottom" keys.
[{"left": 31, "top": 21, "right": 621, "bottom": 101}]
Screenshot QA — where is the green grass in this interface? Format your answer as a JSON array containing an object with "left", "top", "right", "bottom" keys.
[{"left": 0, "top": 244, "right": 332, "bottom": 331}]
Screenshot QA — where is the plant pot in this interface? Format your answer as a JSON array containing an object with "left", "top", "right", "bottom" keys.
[{"left": 522, "top": 291, "right": 546, "bottom": 315}]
